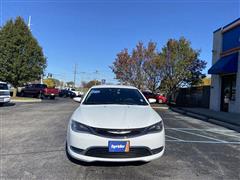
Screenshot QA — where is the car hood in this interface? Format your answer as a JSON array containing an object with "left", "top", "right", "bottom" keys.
[{"left": 71, "top": 105, "right": 161, "bottom": 129}]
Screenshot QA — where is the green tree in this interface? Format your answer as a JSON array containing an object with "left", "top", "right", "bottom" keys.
[
  {"left": 160, "top": 37, "right": 206, "bottom": 95},
  {"left": 130, "top": 42, "right": 146, "bottom": 89},
  {"left": 111, "top": 43, "right": 146, "bottom": 89},
  {"left": 143, "top": 42, "right": 164, "bottom": 92},
  {"left": 111, "top": 42, "right": 151, "bottom": 89},
  {"left": 111, "top": 41, "right": 164, "bottom": 91},
  {"left": 111, "top": 49, "right": 132, "bottom": 85},
  {"left": 82, "top": 80, "right": 101, "bottom": 89},
  {"left": 111, "top": 38, "right": 206, "bottom": 95},
  {"left": 0, "top": 17, "right": 47, "bottom": 87},
  {"left": 66, "top": 81, "right": 74, "bottom": 87}
]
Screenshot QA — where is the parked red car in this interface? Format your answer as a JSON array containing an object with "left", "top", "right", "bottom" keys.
[
  {"left": 156, "top": 94, "right": 167, "bottom": 104},
  {"left": 142, "top": 91, "right": 167, "bottom": 104}
]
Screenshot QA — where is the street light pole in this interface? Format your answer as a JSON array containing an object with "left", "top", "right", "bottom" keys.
[
  {"left": 73, "top": 64, "right": 77, "bottom": 87},
  {"left": 94, "top": 70, "right": 99, "bottom": 85}
]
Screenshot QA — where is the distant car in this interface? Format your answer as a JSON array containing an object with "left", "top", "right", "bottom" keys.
[
  {"left": 142, "top": 91, "right": 167, "bottom": 104},
  {"left": 21, "top": 84, "right": 59, "bottom": 99},
  {"left": 67, "top": 88, "right": 82, "bottom": 97},
  {"left": 155, "top": 94, "right": 167, "bottom": 104},
  {"left": 59, "top": 89, "right": 76, "bottom": 98},
  {"left": 0, "top": 81, "right": 11, "bottom": 105},
  {"left": 142, "top": 91, "right": 156, "bottom": 100},
  {"left": 66, "top": 85, "right": 165, "bottom": 162}
]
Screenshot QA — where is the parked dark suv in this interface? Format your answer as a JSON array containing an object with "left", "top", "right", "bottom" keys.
[{"left": 59, "top": 89, "right": 76, "bottom": 98}]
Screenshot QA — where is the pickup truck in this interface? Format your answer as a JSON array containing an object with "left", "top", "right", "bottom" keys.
[{"left": 21, "top": 84, "right": 59, "bottom": 99}]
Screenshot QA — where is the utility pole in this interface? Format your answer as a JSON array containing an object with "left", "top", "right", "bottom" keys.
[
  {"left": 28, "top": 16, "right": 31, "bottom": 30},
  {"left": 73, "top": 64, "right": 77, "bottom": 87},
  {"left": 40, "top": 74, "right": 43, "bottom": 84},
  {"left": 94, "top": 70, "right": 99, "bottom": 85}
]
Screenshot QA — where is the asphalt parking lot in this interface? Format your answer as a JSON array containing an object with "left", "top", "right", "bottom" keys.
[{"left": 0, "top": 98, "right": 240, "bottom": 180}]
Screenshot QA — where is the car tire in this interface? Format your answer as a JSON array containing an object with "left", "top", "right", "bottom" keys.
[
  {"left": 38, "top": 93, "right": 44, "bottom": 99},
  {"left": 158, "top": 99, "right": 163, "bottom": 104},
  {"left": 20, "top": 91, "right": 25, "bottom": 97},
  {"left": 50, "top": 96, "right": 55, "bottom": 100}
]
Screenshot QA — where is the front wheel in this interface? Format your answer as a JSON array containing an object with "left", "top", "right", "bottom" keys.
[
  {"left": 38, "top": 93, "right": 44, "bottom": 99},
  {"left": 20, "top": 91, "right": 25, "bottom": 97},
  {"left": 50, "top": 96, "right": 55, "bottom": 100}
]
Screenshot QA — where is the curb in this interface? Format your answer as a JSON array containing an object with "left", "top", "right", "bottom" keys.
[
  {"left": 152, "top": 106, "right": 169, "bottom": 110},
  {"left": 170, "top": 107, "right": 240, "bottom": 132},
  {"left": 11, "top": 99, "right": 42, "bottom": 103}
]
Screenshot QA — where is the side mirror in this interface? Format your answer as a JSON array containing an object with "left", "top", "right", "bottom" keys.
[
  {"left": 148, "top": 98, "right": 156, "bottom": 104},
  {"left": 73, "top": 97, "right": 82, "bottom": 103}
]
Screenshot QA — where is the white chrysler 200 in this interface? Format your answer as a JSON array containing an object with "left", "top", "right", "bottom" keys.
[{"left": 66, "top": 85, "right": 165, "bottom": 162}]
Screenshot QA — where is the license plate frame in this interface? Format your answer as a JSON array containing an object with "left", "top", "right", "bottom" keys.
[{"left": 108, "top": 141, "right": 130, "bottom": 153}]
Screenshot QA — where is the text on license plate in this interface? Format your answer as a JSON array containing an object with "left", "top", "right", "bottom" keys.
[{"left": 108, "top": 141, "right": 130, "bottom": 152}]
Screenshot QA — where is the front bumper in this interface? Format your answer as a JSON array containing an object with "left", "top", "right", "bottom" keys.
[
  {"left": 0, "top": 96, "right": 10, "bottom": 103},
  {"left": 67, "top": 127, "right": 165, "bottom": 162}
]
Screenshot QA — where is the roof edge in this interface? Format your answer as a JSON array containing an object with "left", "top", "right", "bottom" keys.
[{"left": 213, "top": 18, "right": 240, "bottom": 33}]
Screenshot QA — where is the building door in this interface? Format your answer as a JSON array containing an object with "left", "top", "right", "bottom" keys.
[{"left": 220, "top": 75, "right": 236, "bottom": 112}]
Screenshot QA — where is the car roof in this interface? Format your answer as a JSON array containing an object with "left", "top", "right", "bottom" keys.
[
  {"left": 0, "top": 81, "right": 7, "bottom": 84},
  {"left": 91, "top": 85, "right": 138, "bottom": 89}
]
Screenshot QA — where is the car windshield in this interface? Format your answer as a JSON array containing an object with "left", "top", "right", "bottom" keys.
[
  {"left": 83, "top": 88, "right": 148, "bottom": 105},
  {"left": 0, "top": 83, "right": 8, "bottom": 90}
]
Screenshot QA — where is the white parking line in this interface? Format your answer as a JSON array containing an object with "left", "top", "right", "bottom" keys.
[
  {"left": 170, "top": 128, "right": 227, "bottom": 143},
  {"left": 166, "top": 128, "right": 235, "bottom": 132},
  {"left": 165, "top": 135, "right": 183, "bottom": 141},
  {"left": 205, "top": 130, "right": 240, "bottom": 139},
  {"left": 166, "top": 128, "right": 240, "bottom": 139},
  {"left": 166, "top": 140, "right": 240, "bottom": 145}
]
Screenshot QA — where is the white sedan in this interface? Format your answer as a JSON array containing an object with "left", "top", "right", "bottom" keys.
[{"left": 66, "top": 85, "right": 165, "bottom": 162}]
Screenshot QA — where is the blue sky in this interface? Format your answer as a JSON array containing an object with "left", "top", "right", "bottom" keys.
[{"left": 1, "top": 0, "right": 239, "bottom": 85}]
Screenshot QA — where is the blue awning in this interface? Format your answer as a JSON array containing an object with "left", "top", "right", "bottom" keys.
[{"left": 208, "top": 53, "right": 238, "bottom": 74}]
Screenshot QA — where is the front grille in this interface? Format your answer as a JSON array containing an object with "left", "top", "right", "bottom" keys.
[
  {"left": 90, "top": 127, "right": 146, "bottom": 138},
  {"left": 85, "top": 147, "right": 152, "bottom": 158},
  {"left": 0, "top": 91, "right": 9, "bottom": 96},
  {"left": 71, "top": 146, "right": 164, "bottom": 158}
]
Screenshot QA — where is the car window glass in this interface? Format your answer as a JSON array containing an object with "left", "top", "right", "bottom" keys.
[
  {"left": 83, "top": 88, "right": 148, "bottom": 105},
  {"left": 0, "top": 83, "right": 8, "bottom": 90}
]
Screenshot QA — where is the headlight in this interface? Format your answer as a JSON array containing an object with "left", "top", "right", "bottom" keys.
[
  {"left": 147, "top": 121, "right": 163, "bottom": 133},
  {"left": 71, "top": 120, "right": 91, "bottom": 133}
]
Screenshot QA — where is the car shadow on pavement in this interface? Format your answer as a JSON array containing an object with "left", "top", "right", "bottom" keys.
[
  {"left": 65, "top": 146, "right": 148, "bottom": 167},
  {"left": 0, "top": 102, "right": 15, "bottom": 107}
]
